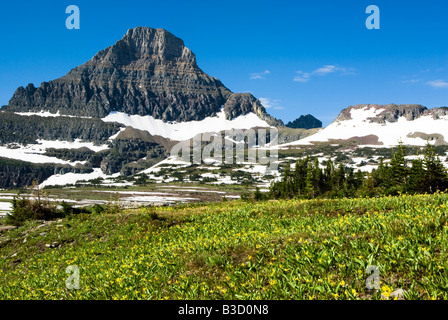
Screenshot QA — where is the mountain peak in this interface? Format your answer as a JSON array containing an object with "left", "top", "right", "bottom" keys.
[
  {"left": 4, "top": 26, "right": 282, "bottom": 125},
  {"left": 286, "top": 114, "right": 322, "bottom": 129},
  {"left": 82, "top": 27, "right": 197, "bottom": 71}
]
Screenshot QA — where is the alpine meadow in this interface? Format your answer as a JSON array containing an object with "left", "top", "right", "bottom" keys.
[{"left": 1, "top": 1, "right": 448, "bottom": 303}]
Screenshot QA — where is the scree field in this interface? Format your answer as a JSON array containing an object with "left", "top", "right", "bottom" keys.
[{"left": 1, "top": 193, "right": 447, "bottom": 300}]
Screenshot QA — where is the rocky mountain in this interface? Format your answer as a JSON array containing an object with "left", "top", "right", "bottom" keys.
[
  {"left": 284, "top": 104, "right": 448, "bottom": 147},
  {"left": 0, "top": 27, "right": 285, "bottom": 188},
  {"left": 286, "top": 114, "right": 322, "bottom": 129},
  {"left": 3, "top": 27, "right": 281, "bottom": 126},
  {"left": 7, "top": 27, "right": 447, "bottom": 190}
]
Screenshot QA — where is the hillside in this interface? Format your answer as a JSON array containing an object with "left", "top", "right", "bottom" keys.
[{"left": 1, "top": 194, "right": 447, "bottom": 300}]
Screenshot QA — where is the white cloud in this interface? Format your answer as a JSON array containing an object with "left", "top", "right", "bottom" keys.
[
  {"left": 259, "top": 97, "right": 284, "bottom": 110},
  {"left": 401, "top": 78, "right": 423, "bottom": 84},
  {"left": 259, "top": 97, "right": 273, "bottom": 108},
  {"left": 293, "top": 71, "right": 311, "bottom": 83},
  {"left": 313, "top": 65, "right": 337, "bottom": 75},
  {"left": 293, "top": 65, "right": 355, "bottom": 82},
  {"left": 427, "top": 80, "right": 448, "bottom": 88},
  {"left": 250, "top": 70, "right": 270, "bottom": 80}
]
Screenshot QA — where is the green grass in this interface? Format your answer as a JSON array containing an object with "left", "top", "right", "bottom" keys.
[{"left": 0, "top": 192, "right": 447, "bottom": 300}]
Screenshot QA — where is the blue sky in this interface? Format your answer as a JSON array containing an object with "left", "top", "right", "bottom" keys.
[{"left": 1, "top": 0, "right": 447, "bottom": 126}]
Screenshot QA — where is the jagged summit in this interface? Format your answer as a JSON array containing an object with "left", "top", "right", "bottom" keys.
[
  {"left": 4, "top": 27, "right": 281, "bottom": 125},
  {"left": 78, "top": 27, "right": 199, "bottom": 74}
]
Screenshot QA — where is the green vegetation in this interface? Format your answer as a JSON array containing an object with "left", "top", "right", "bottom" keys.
[
  {"left": 271, "top": 143, "right": 448, "bottom": 199},
  {"left": 44, "top": 147, "right": 95, "bottom": 162},
  {"left": 0, "top": 193, "right": 447, "bottom": 299},
  {"left": 4, "top": 181, "right": 117, "bottom": 226}
]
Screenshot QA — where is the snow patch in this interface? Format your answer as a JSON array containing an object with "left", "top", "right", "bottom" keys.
[
  {"left": 102, "top": 110, "right": 271, "bottom": 141},
  {"left": 39, "top": 169, "right": 119, "bottom": 188},
  {"left": 0, "top": 145, "right": 85, "bottom": 165},
  {"left": 140, "top": 156, "right": 191, "bottom": 174},
  {"left": 0, "top": 139, "right": 109, "bottom": 164},
  {"left": 0, "top": 202, "right": 13, "bottom": 216},
  {"left": 15, "top": 110, "right": 92, "bottom": 119},
  {"left": 35, "top": 139, "right": 109, "bottom": 152}
]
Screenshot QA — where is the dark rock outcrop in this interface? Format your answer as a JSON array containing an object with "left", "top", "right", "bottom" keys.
[
  {"left": 0, "top": 157, "right": 92, "bottom": 189},
  {"left": 99, "top": 131, "right": 168, "bottom": 175},
  {"left": 286, "top": 114, "right": 322, "bottom": 129},
  {"left": 0, "top": 111, "right": 123, "bottom": 146},
  {"left": 4, "top": 27, "right": 281, "bottom": 125},
  {"left": 427, "top": 106, "right": 448, "bottom": 119}
]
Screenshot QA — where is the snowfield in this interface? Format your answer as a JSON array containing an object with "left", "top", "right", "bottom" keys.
[
  {"left": 0, "top": 139, "right": 109, "bottom": 165},
  {"left": 101, "top": 110, "right": 271, "bottom": 141},
  {"left": 280, "top": 106, "right": 448, "bottom": 147},
  {"left": 35, "top": 139, "right": 109, "bottom": 153},
  {"left": 39, "top": 168, "right": 119, "bottom": 188},
  {"left": 0, "top": 145, "right": 85, "bottom": 165}
]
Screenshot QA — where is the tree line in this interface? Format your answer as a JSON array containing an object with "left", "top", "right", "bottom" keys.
[{"left": 267, "top": 143, "right": 448, "bottom": 200}]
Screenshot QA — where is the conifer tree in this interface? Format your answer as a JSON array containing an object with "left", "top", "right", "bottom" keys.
[
  {"left": 320, "top": 159, "right": 333, "bottom": 195},
  {"left": 423, "top": 142, "right": 448, "bottom": 193},
  {"left": 390, "top": 142, "right": 408, "bottom": 189},
  {"left": 408, "top": 158, "right": 425, "bottom": 193}
]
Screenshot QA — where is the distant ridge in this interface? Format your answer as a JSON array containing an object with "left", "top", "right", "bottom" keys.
[
  {"left": 286, "top": 114, "right": 322, "bottom": 129},
  {"left": 284, "top": 104, "right": 448, "bottom": 147}
]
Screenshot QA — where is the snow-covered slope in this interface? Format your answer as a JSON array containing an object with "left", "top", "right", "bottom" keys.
[
  {"left": 102, "top": 110, "right": 272, "bottom": 141},
  {"left": 282, "top": 105, "right": 448, "bottom": 147},
  {"left": 0, "top": 139, "right": 109, "bottom": 165}
]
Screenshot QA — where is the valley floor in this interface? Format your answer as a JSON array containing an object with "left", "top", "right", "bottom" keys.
[
  {"left": 0, "top": 193, "right": 447, "bottom": 300},
  {"left": 0, "top": 183, "right": 244, "bottom": 217}
]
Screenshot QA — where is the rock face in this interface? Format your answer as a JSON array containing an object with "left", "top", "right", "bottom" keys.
[
  {"left": 4, "top": 27, "right": 281, "bottom": 125},
  {"left": 286, "top": 114, "right": 322, "bottom": 129},
  {"left": 224, "top": 93, "right": 283, "bottom": 127}
]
